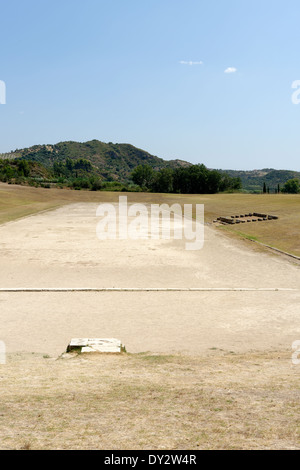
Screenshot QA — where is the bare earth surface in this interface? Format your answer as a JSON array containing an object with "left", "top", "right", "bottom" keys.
[{"left": 0, "top": 202, "right": 299, "bottom": 356}]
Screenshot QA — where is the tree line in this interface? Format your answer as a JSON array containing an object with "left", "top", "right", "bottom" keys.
[
  {"left": 131, "top": 164, "right": 242, "bottom": 194},
  {"left": 2, "top": 157, "right": 299, "bottom": 194},
  {"left": 263, "top": 179, "right": 300, "bottom": 194}
]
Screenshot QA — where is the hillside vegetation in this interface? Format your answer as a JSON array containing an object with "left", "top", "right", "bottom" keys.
[
  {"left": 0, "top": 140, "right": 239, "bottom": 193},
  {"left": 4, "top": 140, "right": 189, "bottom": 182},
  {"left": 1, "top": 140, "right": 299, "bottom": 193}
]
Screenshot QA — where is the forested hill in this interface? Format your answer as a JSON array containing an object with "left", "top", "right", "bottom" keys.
[
  {"left": 1, "top": 140, "right": 299, "bottom": 192},
  {"left": 3, "top": 140, "right": 190, "bottom": 182}
]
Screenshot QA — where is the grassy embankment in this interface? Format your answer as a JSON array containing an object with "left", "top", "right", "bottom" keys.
[{"left": 165, "top": 192, "right": 300, "bottom": 258}]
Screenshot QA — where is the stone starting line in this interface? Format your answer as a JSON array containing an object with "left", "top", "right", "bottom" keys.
[{"left": 0, "top": 287, "right": 297, "bottom": 293}]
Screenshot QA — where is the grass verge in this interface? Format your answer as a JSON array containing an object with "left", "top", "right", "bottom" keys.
[{"left": 0, "top": 350, "right": 299, "bottom": 450}]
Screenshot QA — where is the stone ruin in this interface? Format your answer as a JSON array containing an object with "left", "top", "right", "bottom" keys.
[{"left": 213, "top": 212, "right": 279, "bottom": 225}]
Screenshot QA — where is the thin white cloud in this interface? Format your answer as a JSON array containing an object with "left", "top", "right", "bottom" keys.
[
  {"left": 224, "top": 67, "right": 237, "bottom": 74},
  {"left": 179, "top": 60, "right": 203, "bottom": 66}
]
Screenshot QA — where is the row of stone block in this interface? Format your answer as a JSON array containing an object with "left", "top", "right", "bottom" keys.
[{"left": 214, "top": 213, "right": 279, "bottom": 225}]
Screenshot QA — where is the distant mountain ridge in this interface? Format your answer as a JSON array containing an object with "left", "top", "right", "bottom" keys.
[{"left": 0, "top": 140, "right": 299, "bottom": 191}]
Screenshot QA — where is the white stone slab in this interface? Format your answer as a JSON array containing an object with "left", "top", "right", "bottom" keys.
[{"left": 67, "top": 338, "right": 123, "bottom": 353}]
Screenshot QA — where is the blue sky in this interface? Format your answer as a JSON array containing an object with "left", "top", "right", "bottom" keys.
[{"left": 1, "top": 0, "right": 300, "bottom": 170}]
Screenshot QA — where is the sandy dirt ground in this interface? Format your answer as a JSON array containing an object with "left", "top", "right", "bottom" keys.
[{"left": 0, "top": 202, "right": 299, "bottom": 356}]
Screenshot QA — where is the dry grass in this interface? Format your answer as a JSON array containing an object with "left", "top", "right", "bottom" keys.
[{"left": 0, "top": 350, "right": 299, "bottom": 450}]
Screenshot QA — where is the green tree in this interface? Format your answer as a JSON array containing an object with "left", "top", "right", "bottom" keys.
[
  {"left": 17, "top": 160, "right": 30, "bottom": 177},
  {"left": 281, "top": 178, "right": 300, "bottom": 194},
  {"left": 131, "top": 165, "right": 154, "bottom": 189},
  {"left": 66, "top": 158, "right": 74, "bottom": 172},
  {"left": 74, "top": 158, "right": 93, "bottom": 172},
  {"left": 151, "top": 168, "right": 173, "bottom": 193}
]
